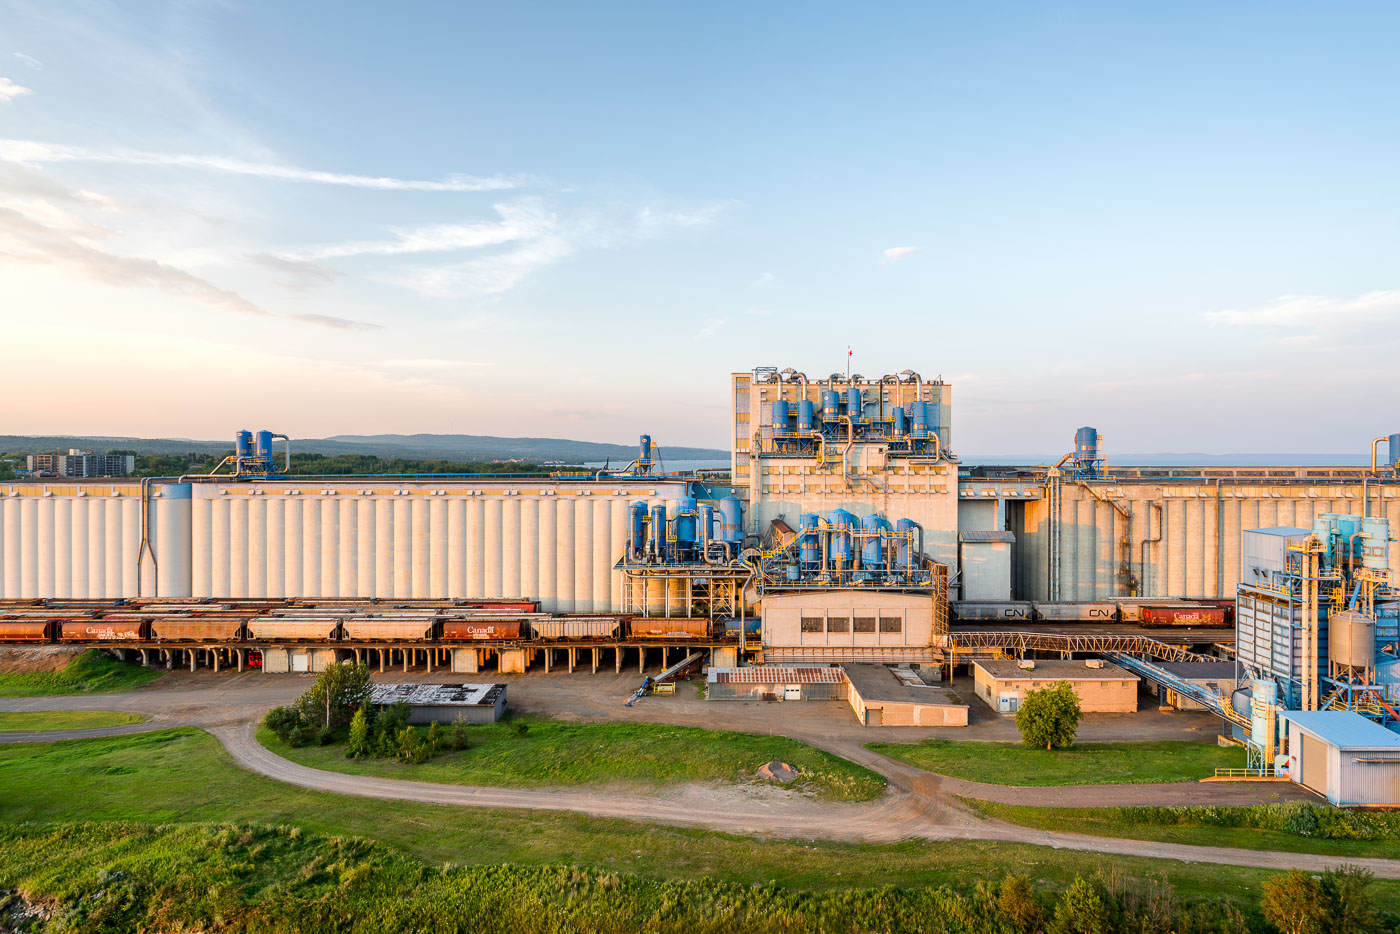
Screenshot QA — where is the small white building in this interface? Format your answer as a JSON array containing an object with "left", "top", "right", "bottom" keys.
[{"left": 1281, "top": 711, "right": 1400, "bottom": 807}]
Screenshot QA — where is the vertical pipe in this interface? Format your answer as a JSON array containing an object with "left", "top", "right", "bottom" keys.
[
  {"left": 339, "top": 498, "right": 357, "bottom": 597},
  {"left": 357, "top": 498, "right": 375, "bottom": 598},
  {"left": 608, "top": 498, "right": 627, "bottom": 613},
  {"left": 70, "top": 498, "right": 87, "bottom": 598},
  {"left": 301, "top": 498, "right": 320, "bottom": 598},
  {"left": 411, "top": 498, "right": 430, "bottom": 598},
  {"left": 228, "top": 497, "right": 249, "bottom": 598},
  {"left": 574, "top": 497, "right": 592, "bottom": 613},
  {"left": 284, "top": 495, "right": 304, "bottom": 597},
  {"left": 556, "top": 499, "right": 575, "bottom": 612},
  {"left": 266, "top": 497, "right": 286, "bottom": 598},
  {"left": 87, "top": 496, "right": 105, "bottom": 598},
  {"left": 19, "top": 499, "right": 37, "bottom": 598},
  {"left": 592, "top": 499, "right": 609, "bottom": 615},
  {"left": 429, "top": 497, "right": 448, "bottom": 598},
  {"left": 1223, "top": 493, "right": 1241, "bottom": 598},
  {"left": 121, "top": 498, "right": 139, "bottom": 597},
  {"left": 248, "top": 496, "right": 267, "bottom": 598},
  {"left": 519, "top": 498, "right": 539, "bottom": 604},
  {"left": 375, "top": 498, "right": 393, "bottom": 597},
  {"left": 447, "top": 498, "right": 466, "bottom": 598},
  {"left": 320, "top": 496, "right": 339, "bottom": 597},
  {"left": 393, "top": 498, "right": 411, "bottom": 597},
  {"left": 1185, "top": 497, "right": 1203, "bottom": 598},
  {"left": 537, "top": 497, "right": 556, "bottom": 612},
  {"left": 191, "top": 495, "right": 211, "bottom": 597},
  {"left": 484, "top": 498, "right": 503, "bottom": 598},
  {"left": 37, "top": 496, "right": 55, "bottom": 597},
  {"left": 502, "top": 498, "right": 520, "bottom": 599},
  {"left": 466, "top": 498, "right": 484, "bottom": 598},
  {"left": 104, "top": 499, "right": 122, "bottom": 598}
]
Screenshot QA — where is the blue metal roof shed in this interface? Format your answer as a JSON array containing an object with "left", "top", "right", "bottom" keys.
[{"left": 1280, "top": 711, "right": 1400, "bottom": 807}]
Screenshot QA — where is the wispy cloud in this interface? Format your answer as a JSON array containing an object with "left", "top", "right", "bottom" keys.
[
  {"left": 881, "top": 245, "right": 920, "bottom": 263},
  {"left": 244, "top": 253, "right": 340, "bottom": 293},
  {"left": 0, "top": 139, "right": 519, "bottom": 192},
  {"left": 371, "top": 358, "right": 490, "bottom": 369},
  {"left": 0, "top": 205, "right": 375, "bottom": 330},
  {"left": 751, "top": 272, "right": 774, "bottom": 288},
  {"left": 298, "top": 200, "right": 553, "bottom": 260},
  {"left": 404, "top": 235, "right": 575, "bottom": 297},
  {"left": 13, "top": 53, "right": 41, "bottom": 71},
  {"left": 0, "top": 78, "right": 33, "bottom": 103},
  {"left": 1205, "top": 290, "right": 1400, "bottom": 330}
]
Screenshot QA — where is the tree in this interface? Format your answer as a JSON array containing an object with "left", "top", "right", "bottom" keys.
[
  {"left": 1016, "top": 680, "right": 1082, "bottom": 750},
  {"left": 1261, "top": 870, "right": 1328, "bottom": 934},
  {"left": 295, "top": 662, "right": 372, "bottom": 731},
  {"left": 1050, "top": 876, "right": 1112, "bottom": 934},
  {"left": 998, "top": 873, "right": 1044, "bottom": 933},
  {"left": 1320, "top": 865, "right": 1382, "bottom": 934},
  {"left": 345, "top": 704, "right": 372, "bottom": 759},
  {"left": 450, "top": 717, "right": 471, "bottom": 750},
  {"left": 426, "top": 721, "right": 443, "bottom": 753}
]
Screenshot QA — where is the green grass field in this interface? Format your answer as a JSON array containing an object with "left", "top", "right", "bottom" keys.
[
  {"left": 3, "top": 727, "right": 1391, "bottom": 923},
  {"left": 868, "top": 738, "right": 1247, "bottom": 785},
  {"left": 259, "top": 716, "right": 885, "bottom": 801},
  {"left": 0, "top": 650, "right": 162, "bottom": 697},
  {"left": 965, "top": 798, "right": 1400, "bottom": 859},
  {"left": 0, "top": 710, "right": 148, "bottom": 731}
]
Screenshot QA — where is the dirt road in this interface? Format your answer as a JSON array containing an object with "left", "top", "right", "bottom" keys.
[{"left": 1, "top": 668, "right": 1388, "bottom": 878}]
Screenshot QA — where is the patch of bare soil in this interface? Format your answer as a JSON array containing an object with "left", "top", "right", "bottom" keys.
[{"left": 0, "top": 647, "right": 84, "bottom": 674}]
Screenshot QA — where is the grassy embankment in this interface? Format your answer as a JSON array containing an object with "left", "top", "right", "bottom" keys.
[
  {"left": 965, "top": 798, "right": 1400, "bottom": 860},
  {"left": 0, "top": 650, "right": 162, "bottom": 697},
  {"left": 4, "top": 728, "right": 1395, "bottom": 924},
  {"left": 0, "top": 710, "right": 148, "bottom": 731},
  {"left": 259, "top": 716, "right": 884, "bottom": 801},
  {"left": 868, "top": 738, "right": 1246, "bottom": 785}
]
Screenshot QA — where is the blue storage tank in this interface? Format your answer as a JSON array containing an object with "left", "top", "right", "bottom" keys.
[
  {"left": 639, "top": 434, "right": 652, "bottom": 460},
  {"left": 698, "top": 503, "right": 713, "bottom": 544},
  {"left": 235, "top": 430, "right": 253, "bottom": 457},
  {"left": 797, "top": 399, "right": 815, "bottom": 433},
  {"left": 895, "top": 518, "right": 917, "bottom": 567},
  {"left": 798, "top": 512, "right": 821, "bottom": 570},
  {"left": 674, "top": 496, "right": 698, "bottom": 547},
  {"left": 771, "top": 400, "right": 790, "bottom": 432},
  {"left": 255, "top": 429, "right": 274, "bottom": 458},
  {"left": 651, "top": 504, "right": 668, "bottom": 559},
  {"left": 723, "top": 617, "right": 761, "bottom": 636},
  {"left": 911, "top": 402, "right": 929, "bottom": 438},
  {"left": 846, "top": 387, "right": 862, "bottom": 419},
  {"left": 828, "top": 509, "right": 856, "bottom": 569},
  {"left": 718, "top": 496, "right": 743, "bottom": 543},
  {"left": 892, "top": 406, "right": 907, "bottom": 439},
  {"left": 1362, "top": 517, "right": 1390, "bottom": 569},
  {"left": 1075, "top": 427, "right": 1098, "bottom": 464},
  {"left": 1391, "top": 433, "right": 1400, "bottom": 467},
  {"left": 860, "top": 514, "right": 889, "bottom": 568},
  {"left": 821, "top": 390, "right": 840, "bottom": 426},
  {"left": 628, "top": 502, "right": 648, "bottom": 559}
]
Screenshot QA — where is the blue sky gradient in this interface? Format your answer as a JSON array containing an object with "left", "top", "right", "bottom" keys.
[{"left": 0, "top": 2, "right": 1396, "bottom": 456}]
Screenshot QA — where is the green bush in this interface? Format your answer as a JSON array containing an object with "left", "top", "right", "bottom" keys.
[
  {"left": 1016, "top": 680, "right": 1082, "bottom": 750},
  {"left": 450, "top": 717, "right": 470, "bottom": 750},
  {"left": 262, "top": 706, "right": 303, "bottom": 742},
  {"left": 1108, "top": 802, "right": 1400, "bottom": 842}
]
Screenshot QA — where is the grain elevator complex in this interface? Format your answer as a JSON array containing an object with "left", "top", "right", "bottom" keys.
[{"left": 2, "top": 365, "right": 1399, "bottom": 801}]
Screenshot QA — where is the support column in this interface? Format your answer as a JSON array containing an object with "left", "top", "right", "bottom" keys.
[
  {"left": 237, "top": 649, "right": 245, "bottom": 672},
  {"left": 427, "top": 649, "right": 433, "bottom": 674},
  {"left": 592, "top": 647, "right": 598, "bottom": 674},
  {"left": 545, "top": 649, "right": 551, "bottom": 673},
  {"left": 379, "top": 649, "right": 385, "bottom": 673},
  {"left": 189, "top": 650, "right": 196, "bottom": 672},
  {"left": 403, "top": 649, "right": 409, "bottom": 673},
  {"left": 616, "top": 647, "right": 623, "bottom": 673},
  {"left": 213, "top": 651, "right": 221, "bottom": 673},
  {"left": 164, "top": 650, "right": 173, "bottom": 670},
  {"left": 639, "top": 646, "right": 645, "bottom": 673},
  {"left": 568, "top": 648, "right": 575, "bottom": 673},
  {"left": 140, "top": 648, "right": 148, "bottom": 667}
]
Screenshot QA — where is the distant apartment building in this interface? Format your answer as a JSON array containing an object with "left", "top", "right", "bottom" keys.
[{"left": 26, "top": 450, "right": 136, "bottom": 478}]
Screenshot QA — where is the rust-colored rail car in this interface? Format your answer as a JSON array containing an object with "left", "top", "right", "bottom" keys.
[
  {"left": 1139, "top": 605, "right": 1227, "bottom": 627},
  {"left": 245, "top": 621, "right": 341, "bottom": 641},
  {"left": 0, "top": 621, "right": 54, "bottom": 642},
  {"left": 440, "top": 619, "right": 524, "bottom": 641},
  {"left": 340, "top": 620, "right": 435, "bottom": 641},
  {"left": 626, "top": 618, "right": 711, "bottom": 639},
  {"left": 58, "top": 621, "right": 148, "bottom": 641},
  {"left": 149, "top": 619, "right": 246, "bottom": 641}
]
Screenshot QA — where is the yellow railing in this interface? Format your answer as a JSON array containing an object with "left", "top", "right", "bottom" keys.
[{"left": 1212, "top": 767, "right": 1276, "bottom": 779}]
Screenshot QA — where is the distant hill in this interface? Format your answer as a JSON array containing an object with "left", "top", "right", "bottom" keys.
[
  {"left": 0, "top": 433, "right": 727, "bottom": 465},
  {"left": 961, "top": 452, "right": 1378, "bottom": 466}
]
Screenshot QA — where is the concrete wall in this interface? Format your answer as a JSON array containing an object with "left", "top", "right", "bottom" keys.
[
  {"left": 1013, "top": 479, "right": 1400, "bottom": 600},
  {"left": 960, "top": 540, "right": 1011, "bottom": 600},
  {"left": 972, "top": 664, "right": 1139, "bottom": 713},
  {"left": 762, "top": 591, "right": 939, "bottom": 652}
]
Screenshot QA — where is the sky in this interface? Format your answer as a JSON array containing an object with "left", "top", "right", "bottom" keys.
[{"left": 0, "top": 1, "right": 1397, "bottom": 457}]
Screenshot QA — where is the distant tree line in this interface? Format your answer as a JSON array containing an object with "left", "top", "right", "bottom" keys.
[{"left": 105, "top": 451, "right": 585, "bottom": 478}]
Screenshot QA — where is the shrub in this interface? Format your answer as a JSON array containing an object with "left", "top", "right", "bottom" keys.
[
  {"left": 345, "top": 704, "right": 372, "bottom": 759},
  {"left": 450, "top": 717, "right": 470, "bottom": 750},
  {"left": 512, "top": 720, "right": 530, "bottom": 738},
  {"left": 1016, "top": 680, "right": 1082, "bottom": 750},
  {"left": 1319, "top": 866, "right": 1382, "bottom": 934},
  {"left": 426, "top": 721, "right": 443, "bottom": 753},
  {"left": 1050, "top": 876, "right": 1111, "bottom": 934},
  {"left": 997, "top": 873, "right": 1043, "bottom": 933},
  {"left": 262, "top": 706, "right": 303, "bottom": 742},
  {"left": 1261, "top": 869, "right": 1327, "bottom": 934},
  {"left": 396, "top": 726, "right": 430, "bottom": 764}
]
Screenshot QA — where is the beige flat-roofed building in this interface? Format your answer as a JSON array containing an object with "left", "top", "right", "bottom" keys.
[
  {"left": 972, "top": 659, "right": 1139, "bottom": 714},
  {"left": 760, "top": 590, "right": 944, "bottom": 664}
]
